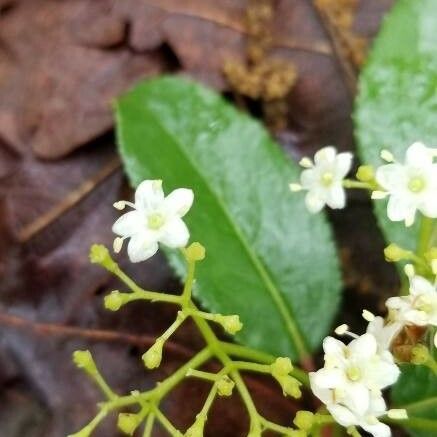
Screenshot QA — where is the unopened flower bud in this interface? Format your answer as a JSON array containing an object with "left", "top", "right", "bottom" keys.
[
  {"left": 217, "top": 375, "right": 234, "bottom": 397},
  {"left": 185, "top": 242, "right": 206, "bottom": 262},
  {"left": 117, "top": 413, "right": 143, "bottom": 435},
  {"left": 411, "top": 344, "right": 429, "bottom": 365},
  {"left": 142, "top": 339, "right": 164, "bottom": 369},
  {"left": 185, "top": 415, "right": 206, "bottom": 437},
  {"left": 384, "top": 244, "right": 408, "bottom": 262},
  {"left": 356, "top": 165, "right": 374, "bottom": 182},
  {"left": 73, "top": 350, "right": 97, "bottom": 376},
  {"left": 104, "top": 291, "right": 124, "bottom": 311},
  {"left": 280, "top": 375, "right": 301, "bottom": 398},
  {"left": 271, "top": 357, "right": 293, "bottom": 376},
  {"left": 216, "top": 315, "right": 243, "bottom": 335},
  {"left": 294, "top": 410, "right": 315, "bottom": 431},
  {"left": 89, "top": 244, "right": 117, "bottom": 272}
]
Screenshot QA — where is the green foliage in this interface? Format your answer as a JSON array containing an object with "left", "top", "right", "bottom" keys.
[
  {"left": 115, "top": 76, "right": 341, "bottom": 359},
  {"left": 354, "top": 0, "right": 437, "bottom": 250},
  {"left": 391, "top": 364, "right": 437, "bottom": 437}
]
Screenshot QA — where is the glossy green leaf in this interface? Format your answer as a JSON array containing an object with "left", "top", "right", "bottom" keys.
[
  {"left": 115, "top": 76, "right": 341, "bottom": 360},
  {"left": 391, "top": 364, "right": 437, "bottom": 437},
  {"left": 354, "top": 0, "right": 437, "bottom": 250}
]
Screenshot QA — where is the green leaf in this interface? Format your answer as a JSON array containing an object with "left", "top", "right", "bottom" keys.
[
  {"left": 354, "top": 0, "right": 437, "bottom": 250},
  {"left": 391, "top": 364, "right": 437, "bottom": 437},
  {"left": 115, "top": 76, "right": 341, "bottom": 360}
]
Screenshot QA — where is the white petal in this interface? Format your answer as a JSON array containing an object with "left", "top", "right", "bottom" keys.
[
  {"left": 434, "top": 332, "right": 437, "bottom": 348},
  {"left": 135, "top": 180, "right": 164, "bottom": 211},
  {"left": 309, "top": 372, "right": 333, "bottom": 405},
  {"left": 163, "top": 188, "right": 194, "bottom": 217},
  {"left": 314, "top": 146, "right": 337, "bottom": 165},
  {"left": 409, "top": 276, "right": 435, "bottom": 296},
  {"left": 326, "top": 185, "right": 346, "bottom": 209},
  {"left": 159, "top": 218, "right": 189, "bottom": 248},
  {"left": 335, "top": 152, "right": 353, "bottom": 178},
  {"left": 349, "top": 333, "right": 377, "bottom": 360},
  {"left": 300, "top": 169, "right": 316, "bottom": 189},
  {"left": 127, "top": 235, "right": 159, "bottom": 263},
  {"left": 366, "top": 360, "right": 400, "bottom": 390},
  {"left": 305, "top": 191, "right": 325, "bottom": 213},
  {"left": 362, "top": 421, "right": 391, "bottom": 437},
  {"left": 344, "top": 383, "right": 370, "bottom": 416},
  {"left": 387, "top": 196, "right": 417, "bottom": 223},
  {"left": 112, "top": 211, "right": 143, "bottom": 237},
  {"left": 419, "top": 193, "right": 437, "bottom": 218},
  {"left": 328, "top": 404, "right": 357, "bottom": 427},
  {"left": 323, "top": 336, "right": 346, "bottom": 357},
  {"left": 406, "top": 142, "right": 433, "bottom": 168},
  {"left": 311, "top": 368, "right": 345, "bottom": 389},
  {"left": 376, "top": 164, "right": 406, "bottom": 191}
]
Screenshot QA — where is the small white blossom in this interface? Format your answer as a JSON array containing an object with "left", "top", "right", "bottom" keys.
[
  {"left": 375, "top": 142, "right": 437, "bottom": 226},
  {"left": 310, "top": 333, "right": 400, "bottom": 437},
  {"left": 112, "top": 180, "right": 194, "bottom": 263},
  {"left": 386, "top": 275, "right": 437, "bottom": 345},
  {"left": 366, "top": 316, "right": 403, "bottom": 353},
  {"left": 291, "top": 146, "right": 353, "bottom": 213}
]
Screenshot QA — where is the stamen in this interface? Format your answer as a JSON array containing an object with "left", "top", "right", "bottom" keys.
[
  {"left": 380, "top": 149, "right": 395, "bottom": 162},
  {"left": 334, "top": 324, "right": 359, "bottom": 339},
  {"left": 289, "top": 183, "right": 303, "bottom": 192},
  {"left": 362, "top": 309, "right": 375, "bottom": 322},
  {"left": 113, "top": 237, "right": 124, "bottom": 253},
  {"left": 387, "top": 409, "right": 408, "bottom": 420},
  {"left": 371, "top": 190, "right": 389, "bottom": 200},
  {"left": 113, "top": 201, "right": 126, "bottom": 210},
  {"left": 299, "top": 157, "right": 313, "bottom": 168}
]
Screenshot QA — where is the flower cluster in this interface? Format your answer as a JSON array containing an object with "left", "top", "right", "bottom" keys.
[{"left": 290, "top": 142, "right": 437, "bottom": 227}]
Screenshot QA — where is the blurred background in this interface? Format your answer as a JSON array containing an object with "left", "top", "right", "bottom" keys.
[{"left": 0, "top": 1, "right": 402, "bottom": 435}]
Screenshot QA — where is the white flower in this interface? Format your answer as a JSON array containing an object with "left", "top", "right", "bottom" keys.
[
  {"left": 375, "top": 142, "right": 437, "bottom": 226},
  {"left": 366, "top": 316, "right": 403, "bottom": 353},
  {"left": 310, "top": 333, "right": 400, "bottom": 437},
  {"left": 112, "top": 180, "right": 194, "bottom": 262},
  {"left": 386, "top": 275, "right": 437, "bottom": 350},
  {"left": 290, "top": 146, "right": 353, "bottom": 213}
]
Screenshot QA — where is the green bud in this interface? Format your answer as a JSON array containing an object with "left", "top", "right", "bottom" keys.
[
  {"left": 217, "top": 375, "right": 235, "bottom": 397},
  {"left": 277, "top": 375, "right": 302, "bottom": 398},
  {"left": 216, "top": 315, "right": 243, "bottom": 335},
  {"left": 185, "top": 242, "right": 206, "bottom": 262},
  {"left": 142, "top": 339, "right": 164, "bottom": 369},
  {"left": 89, "top": 244, "right": 117, "bottom": 271},
  {"left": 271, "top": 357, "right": 293, "bottom": 376},
  {"left": 356, "top": 165, "right": 374, "bottom": 182},
  {"left": 185, "top": 415, "right": 206, "bottom": 437},
  {"left": 104, "top": 291, "right": 124, "bottom": 311},
  {"left": 293, "top": 410, "right": 315, "bottom": 431},
  {"left": 411, "top": 344, "right": 430, "bottom": 365},
  {"left": 73, "top": 350, "right": 97, "bottom": 376},
  {"left": 384, "top": 244, "right": 409, "bottom": 262},
  {"left": 117, "top": 413, "right": 143, "bottom": 435}
]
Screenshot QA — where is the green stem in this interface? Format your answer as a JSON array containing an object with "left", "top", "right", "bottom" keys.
[
  {"left": 417, "top": 216, "right": 434, "bottom": 258},
  {"left": 342, "top": 180, "right": 374, "bottom": 190},
  {"left": 181, "top": 256, "right": 196, "bottom": 304},
  {"left": 154, "top": 408, "right": 182, "bottom": 436},
  {"left": 90, "top": 369, "right": 117, "bottom": 401},
  {"left": 143, "top": 413, "right": 155, "bottom": 437},
  {"left": 159, "top": 312, "right": 187, "bottom": 342},
  {"left": 186, "top": 369, "right": 219, "bottom": 382},
  {"left": 260, "top": 417, "right": 296, "bottom": 435}
]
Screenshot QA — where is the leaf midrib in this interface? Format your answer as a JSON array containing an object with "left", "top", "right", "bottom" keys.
[
  {"left": 400, "top": 396, "right": 437, "bottom": 413},
  {"left": 139, "top": 101, "right": 309, "bottom": 360}
]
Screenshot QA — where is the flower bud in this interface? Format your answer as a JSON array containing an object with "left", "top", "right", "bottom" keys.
[
  {"left": 271, "top": 357, "right": 293, "bottom": 376},
  {"left": 73, "top": 350, "right": 97, "bottom": 376},
  {"left": 117, "top": 413, "right": 143, "bottom": 435},
  {"left": 384, "top": 244, "right": 408, "bottom": 262},
  {"left": 142, "top": 339, "right": 164, "bottom": 369},
  {"left": 293, "top": 410, "right": 315, "bottom": 431},
  {"left": 277, "top": 375, "right": 301, "bottom": 398},
  {"left": 89, "top": 244, "right": 117, "bottom": 272},
  {"left": 356, "top": 165, "right": 374, "bottom": 182},
  {"left": 216, "top": 315, "right": 243, "bottom": 335},
  {"left": 185, "top": 415, "right": 206, "bottom": 437},
  {"left": 104, "top": 291, "right": 124, "bottom": 311},
  {"left": 217, "top": 376, "right": 235, "bottom": 397},
  {"left": 185, "top": 242, "right": 206, "bottom": 262},
  {"left": 411, "top": 344, "right": 430, "bottom": 365}
]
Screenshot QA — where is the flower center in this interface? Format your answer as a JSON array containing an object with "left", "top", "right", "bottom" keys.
[
  {"left": 346, "top": 366, "right": 362, "bottom": 382},
  {"left": 321, "top": 172, "right": 334, "bottom": 187},
  {"left": 408, "top": 177, "right": 426, "bottom": 193},
  {"left": 147, "top": 213, "right": 165, "bottom": 230}
]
